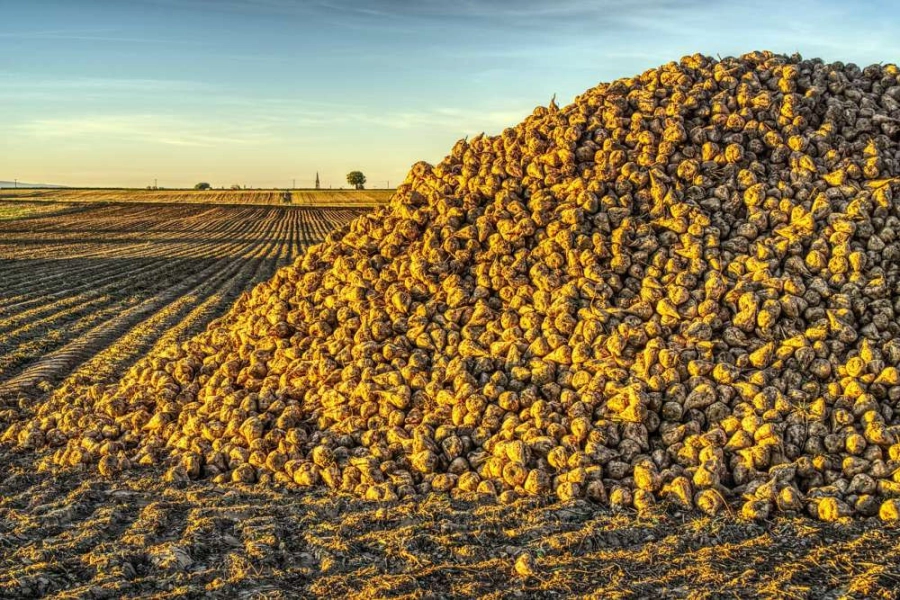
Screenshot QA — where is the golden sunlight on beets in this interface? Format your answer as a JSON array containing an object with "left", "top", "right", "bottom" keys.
[{"left": 3, "top": 44, "right": 900, "bottom": 599}]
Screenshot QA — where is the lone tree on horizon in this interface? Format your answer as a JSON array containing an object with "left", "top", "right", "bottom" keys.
[
  {"left": 346, "top": 171, "right": 366, "bottom": 190},
  {"left": 194, "top": 182, "right": 211, "bottom": 190}
]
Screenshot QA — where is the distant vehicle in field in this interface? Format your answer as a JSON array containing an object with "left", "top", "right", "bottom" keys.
[{"left": 281, "top": 190, "right": 292, "bottom": 204}]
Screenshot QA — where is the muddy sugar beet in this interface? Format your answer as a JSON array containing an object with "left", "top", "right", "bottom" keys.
[{"left": 8, "top": 50, "right": 900, "bottom": 521}]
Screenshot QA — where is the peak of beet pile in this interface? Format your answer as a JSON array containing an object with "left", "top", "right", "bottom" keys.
[{"left": 7, "top": 51, "right": 900, "bottom": 521}]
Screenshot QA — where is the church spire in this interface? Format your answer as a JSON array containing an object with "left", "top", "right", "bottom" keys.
[{"left": 315, "top": 172, "right": 320, "bottom": 190}]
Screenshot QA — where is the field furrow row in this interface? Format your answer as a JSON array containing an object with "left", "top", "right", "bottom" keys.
[
  {"left": 0, "top": 214, "right": 280, "bottom": 380},
  {"left": 0, "top": 207, "right": 280, "bottom": 315},
  {"left": 57, "top": 215, "right": 289, "bottom": 390},
  {"left": 0, "top": 202, "right": 366, "bottom": 402},
  {"left": 0, "top": 208, "right": 288, "bottom": 392}
]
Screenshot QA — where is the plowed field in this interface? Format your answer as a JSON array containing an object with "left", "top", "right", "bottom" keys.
[{"left": 0, "top": 202, "right": 365, "bottom": 401}]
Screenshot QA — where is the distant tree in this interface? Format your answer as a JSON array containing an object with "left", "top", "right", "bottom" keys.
[
  {"left": 346, "top": 171, "right": 366, "bottom": 190},
  {"left": 231, "top": 184, "right": 242, "bottom": 190},
  {"left": 194, "top": 182, "right": 212, "bottom": 190}
]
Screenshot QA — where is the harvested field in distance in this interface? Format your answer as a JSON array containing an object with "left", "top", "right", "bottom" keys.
[
  {"left": 0, "top": 188, "right": 393, "bottom": 207},
  {"left": 0, "top": 201, "right": 366, "bottom": 401},
  {"left": 0, "top": 202, "right": 76, "bottom": 222}
]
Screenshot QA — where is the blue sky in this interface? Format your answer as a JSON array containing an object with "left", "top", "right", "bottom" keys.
[{"left": 1, "top": 0, "right": 898, "bottom": 188}]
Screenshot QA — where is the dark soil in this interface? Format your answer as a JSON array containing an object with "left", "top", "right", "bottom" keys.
[{"left": 2, "top": 447, "right": 898, "bottom": 599}]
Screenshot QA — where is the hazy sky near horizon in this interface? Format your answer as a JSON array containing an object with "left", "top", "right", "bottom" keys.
[{"left": 1, "top": 0, "right": 898, "bottom": 188}]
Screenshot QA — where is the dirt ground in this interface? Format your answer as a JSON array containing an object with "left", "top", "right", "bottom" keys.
[{"left": 2, "top": 445, "right": 898, "bottom": 599}]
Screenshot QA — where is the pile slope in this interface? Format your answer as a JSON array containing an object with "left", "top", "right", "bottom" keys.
[{"left": 8, "top": 51, "right": 900, "bottom": 522}]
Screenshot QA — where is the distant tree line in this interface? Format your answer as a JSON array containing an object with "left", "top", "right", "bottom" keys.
[{"left": 191, "top": 171, "right": 371, "bottom": 190}]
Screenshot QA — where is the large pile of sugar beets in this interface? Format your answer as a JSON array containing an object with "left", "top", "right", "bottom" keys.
[{"left": 8, "top": 50, "right": 900, "bottom": 521}]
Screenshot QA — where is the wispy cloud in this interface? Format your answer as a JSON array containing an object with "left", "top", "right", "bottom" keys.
[
  {"left": 14, "top": 115, "right": 276, "bottom": 147},
  {"left": 317, "top": 0, "right": 687, "bottom": 20},
  {"left": 0, "top": 28, "right": 114, "bottom": 38},
  {"left": 0, "top": 28, "right": 203, "bottom": 45},
  {"left": 115, "top": 0, "right": 699, "bottom": 33},
  {"left": 134, "top": 0, "right": 688, "bottom": 20},
  {"left": 12, "top": 98, "right": 531, "bottom": 151},
  {"left": 0, "top": 76, "right": 214, "bottom": 104},
  {"left": 345, "top": 107, "right": 529, "bottom": 133},
  {"left": 199, "top": 95, "right": 534, "bottom": 134},
  {"left": 0, "top": 75, "right": 208, "bottom": 92}
]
